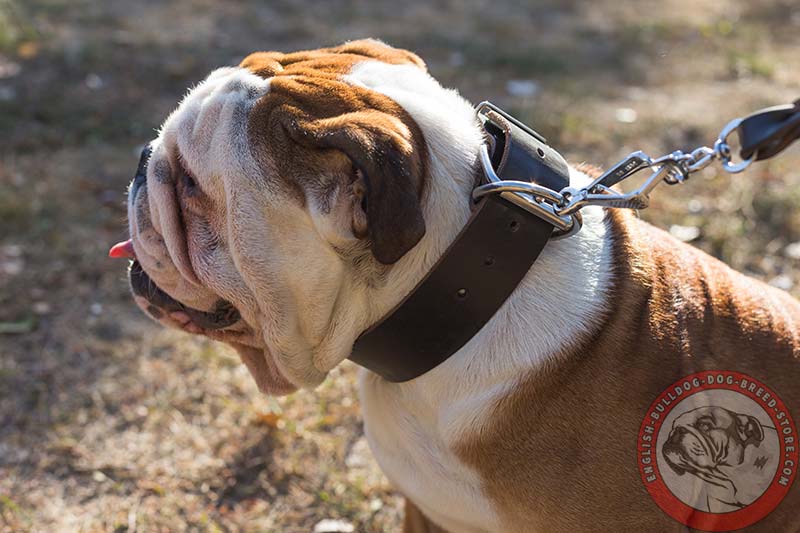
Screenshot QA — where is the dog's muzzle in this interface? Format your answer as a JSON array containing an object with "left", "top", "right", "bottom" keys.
[{"left": 112, "top": 144, "right": 241, "bottom": 332}]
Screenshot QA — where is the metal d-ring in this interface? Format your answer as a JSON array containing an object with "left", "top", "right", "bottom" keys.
[
  {"left": 473, "top": 180, "right": 566, "bottom": 205},
  {"left": 474, "top": 144, "right": 581, "bottom": 236},
  {"left": 715, "top": 118, "right": 755, "bottom": 173}
]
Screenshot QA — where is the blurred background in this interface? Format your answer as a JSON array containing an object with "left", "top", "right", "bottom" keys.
[{"left": 0, "top": 0, "right": 798, "bottom": 530}]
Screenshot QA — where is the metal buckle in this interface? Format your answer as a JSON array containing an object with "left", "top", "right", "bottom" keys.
[{"left": 474, "top": 145, "right": 582, "bottom": 238}]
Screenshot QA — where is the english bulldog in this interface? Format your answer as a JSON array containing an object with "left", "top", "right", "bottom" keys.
[
  {"left": 662, "top": 406, "right": 778, "bottom": 513},
  {"left": 111, "top": 40, "right": 800, "bottom": 532}
]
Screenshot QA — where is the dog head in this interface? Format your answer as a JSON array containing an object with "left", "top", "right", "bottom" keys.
[
  {"left": 662, "top": 406, "right": 765, "bottom": 476},
  {"left": 117, "top": 40, "right": 483, "bottom": 395}
]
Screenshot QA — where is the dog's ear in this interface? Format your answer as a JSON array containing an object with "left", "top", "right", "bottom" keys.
[
  {"left": 289, "top": 111, "right": 426, "bottom": 263},
  {"left": 737, "top": 414, "right": 765, "bottom": 446},
  {"left": 249, "top": 77, "right": 427, "bottom": 264}
]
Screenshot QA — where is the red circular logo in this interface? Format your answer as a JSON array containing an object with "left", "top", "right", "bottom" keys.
[{"left": 637, "top": 371, "right": 797, "bottom": 531}]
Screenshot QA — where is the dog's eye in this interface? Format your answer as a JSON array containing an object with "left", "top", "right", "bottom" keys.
[
  {"left": 181, "top": 171, "right": 199, "bottom": 195},
  {"left": 175, "top": 153, "right": 201, "bottom": 197},
  {"left": 697, "top": 421, "right": 712, "bottom": 432}
]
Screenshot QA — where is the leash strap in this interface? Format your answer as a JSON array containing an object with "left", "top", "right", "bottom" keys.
[
  {"left": 738, "top": 99, "right": 800, "bottom": 161},
  {"left": 349, "top": 108, "right": 569, "bottom": 382},
  {"left": 542, "top": 98, "right": 800, "bottom": 217}
]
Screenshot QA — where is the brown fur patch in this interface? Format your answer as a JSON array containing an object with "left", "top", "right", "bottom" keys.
[
  {"left": 240, "top": 39, "right": 426, "bottom": 78},
  {"left": 457, "top": 209, "right": 800, "bottom": 531},
  {"left": 241, "top": 40, "right": 429, "bottom": 264}
]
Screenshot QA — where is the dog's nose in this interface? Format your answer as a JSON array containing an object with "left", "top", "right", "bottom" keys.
[
  {"left": 109, "top": 143, "right": 154, "bottom": 259},
  {"left": 130, "top": 143, "right": 153, "bottom": 202}
]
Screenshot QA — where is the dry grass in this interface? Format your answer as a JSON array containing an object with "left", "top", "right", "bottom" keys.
[{"left": 1, "top": 0, "right": 799, "bottom": 531}]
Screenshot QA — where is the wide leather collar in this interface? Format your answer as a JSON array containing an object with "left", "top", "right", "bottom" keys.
[{"left": 348, "top": 104, "right": 570, "bottom": 382}]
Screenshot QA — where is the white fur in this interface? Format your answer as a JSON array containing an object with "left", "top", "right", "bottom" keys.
[
  {"left": 134, "top": 66, "right": 272, "bottom": 316},
  {"left": 349, "top": 61, "right": 614, "bottom": 532}
]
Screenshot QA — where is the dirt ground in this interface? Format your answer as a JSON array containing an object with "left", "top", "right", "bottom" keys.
[{"left": 1, "top": 0, "right": 798, "bottom": 531}]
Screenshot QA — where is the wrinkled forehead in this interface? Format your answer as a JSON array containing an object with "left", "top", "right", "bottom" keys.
[{"left": 152, "top": 66, "right": 270, "bottom": 187}]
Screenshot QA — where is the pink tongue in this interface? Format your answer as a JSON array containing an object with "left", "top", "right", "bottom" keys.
[{"left": 109, "top": 239, "right": 135, "bottom": 259}]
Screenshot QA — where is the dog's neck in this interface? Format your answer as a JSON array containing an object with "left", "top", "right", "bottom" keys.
[
  {"left": 351, "top": 61, "right": 616, "bottom": 530},
  {"left": 365, "top": 193, "right": 614, "bottom": 434},
  {"left": 352, "top": 60, "right": 614, "bottom": 433},
  {"left": 356, "top": 153, "right": 614, "bottom": 531}
]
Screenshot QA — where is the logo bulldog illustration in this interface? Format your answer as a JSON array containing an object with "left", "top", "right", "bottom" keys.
[
  {"left": 661, "top": 405, "right": 778, "bottom": 512},
  {"left": 638, "top": 371, "right": 798, "bottom": 531}
]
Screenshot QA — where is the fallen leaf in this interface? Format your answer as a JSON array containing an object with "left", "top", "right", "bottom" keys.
[
  {"left": 17, "top": 42, "right": 39, "bottom": 59},
  {"left": 253, "top": 411, "right": 281, "bottom": 428}
]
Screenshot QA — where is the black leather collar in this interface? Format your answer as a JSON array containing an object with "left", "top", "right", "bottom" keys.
[{"left": 348, "top": 103, "right": 571, "bottom": 382}]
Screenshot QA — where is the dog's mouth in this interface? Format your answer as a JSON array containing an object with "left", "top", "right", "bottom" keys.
[
  {"left": 128, "top": 258, "right": 241, "bottom": 331},
  {"left": 111, "top": 238, "right": 242, "bottom": 333}
]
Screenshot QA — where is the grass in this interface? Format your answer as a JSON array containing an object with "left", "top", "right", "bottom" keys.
[
  {"left": 0, "top": 0, "right": 37, "bottom": 54},
  {"left": 1, "top": 0, "right": 799, "bottom": 531}
]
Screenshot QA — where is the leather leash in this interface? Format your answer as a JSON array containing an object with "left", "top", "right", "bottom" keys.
[{"left": 739, "top": 99, "right": 800, "bottom": 161}]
